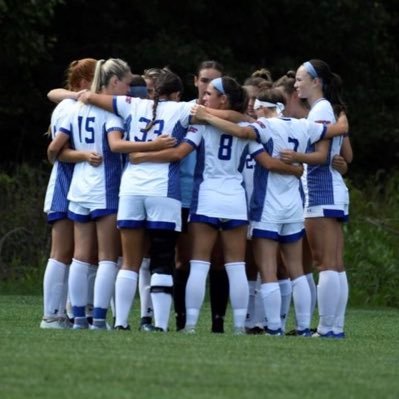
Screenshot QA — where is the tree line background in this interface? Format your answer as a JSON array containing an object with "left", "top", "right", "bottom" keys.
[
  {"left": 0, "top": 1, "right": 398, "bottom": 305},
  {"left": 0, "top": 0, "right": 398, "bottom": 181}
]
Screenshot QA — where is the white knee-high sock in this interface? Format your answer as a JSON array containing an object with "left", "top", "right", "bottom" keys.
[
  {"left": 260, "top": 282, "right": 281, "bottom": 331},
  {"left": 333, "top": 271, "right": 349, "bottom": 334},
  {"left": 245, "top": 280, "right": 257, "bottom": 328},
  {"left": 109, "top": 257, "right": 121, "bottom": 318},
  {"left": 151, "top": 273, "right": 174, "bottom": 331},
  {"left": 115, "top": 269, "right": 138, "bottom": 328},
  {"left": 86, "top": 264, "right": 97, "bottom": 317},
  {"left": 278, "top": 278, "right": 292, "bottom": 332},
  {"left": 225, "top": 262, "right": 248, "bottom": 329},
  {"left": 317, "top": 270, "right": 340, "bottom": 334},
  {"left": 254, "top": 274, "right": 266, "bottom": 327},
  {"left": 57, "top": 263, "right": 70, "bottom": 317},
  {"left": 93, "top": 260, "right": 118, "bottom": 321},
  {"left": 68, "top": 259, "right": 89, "bottom": 318},
  {"left": 185, "top": 260, "right": 210, "bottom": 328},
  {"left": 306, "top": 273, "right": 317, "bottom": 318},
  {"left": 292, "top": 275, "right": 311, "bottom": 331},
  {"left": 43, "top": 258, "right": 67, "bottom": 318},
  {"left": 139, "top": 257, "right": 153, "bottom": 318}
]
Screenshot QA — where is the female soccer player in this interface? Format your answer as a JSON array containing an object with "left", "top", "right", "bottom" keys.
[
  {"left": 290, "top": 59, "right": 351, "bottom": 338},
  {"left": 190, "top": 86, "right": 348, "bottom": 335},
  {"left": 41, "top": 58, "right": 98, "bottom": 329}
]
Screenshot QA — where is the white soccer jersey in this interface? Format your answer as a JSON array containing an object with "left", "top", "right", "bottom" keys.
[
  {"left": 185, "top": 123, "right": 262, "bottom": 220},
  {"left": 248, "top": 117, "right": 326, "bottom": 223},
  {"left": 44, "top": 99, "right": 76, "bottom": 214},
  {"left": 113, "top": 96, "right": 193, "bottom": 200},
  {"left": 306, "top": 99, "right": 349, "bottom": 207},
  {"left": 59, "top": 102, "right": 124, "bottom": 210}
]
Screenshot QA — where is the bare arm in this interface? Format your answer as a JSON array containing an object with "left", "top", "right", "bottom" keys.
[
  {"left": 255, "top": 151, "right": 303, "bottom": 178},
  {"left": 332, "top": 136, "right": 353, "bottom": 175},
  {"left": 78, "top": 91, "right": 114, "bottom": 113},
  {"left": 191, "top": 105, "right": 256, "bottom": 139},
  {"left": 205, "top": 107, "right": 254, "bottom": 123},
  {"left": 340, "top": 136, "right": 353, "bottom": 163},
  {"left": 324, "top": 111, "right": 349, "bottom": 139},
  {"left": 108, "top": 131, "right": 176, "bottom": 154},
  {"left": 58, "top": 146, "right": 103, "bottom": 167},
  {"left": 331, "top": 155, "right": 348, "bottom": 175},
  {"left": 129, "top": 142, "right": 194, "bottom": 164},
  {"left": 280, "top": 139, "right": 329, "bottom": 165},
  {"left": 47, "top": 88, "right": 84, "bottom": 104},
  {"left": 47, "top": 132, "right": 70, "bottom": 164}
]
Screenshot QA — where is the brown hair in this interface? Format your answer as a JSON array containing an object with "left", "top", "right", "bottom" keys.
[{"left": 65, "top": 58, "right": 97, "bottom": 91}]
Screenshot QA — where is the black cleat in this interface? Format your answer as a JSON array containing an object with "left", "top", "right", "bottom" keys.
[
  {"left": 114, "top": 325, "right": 131, "bottom": 331},
  {"left": 245, "top": 326, "right": 265, "bottom": 335},
  {"left": 211, "top": 317, "right": 225, "bottom": 333},
  {"left": 139, "top": 323, "right": 157, "bottom": 332}
]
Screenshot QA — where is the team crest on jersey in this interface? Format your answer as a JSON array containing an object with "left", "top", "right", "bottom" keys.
[
  {"left": 125, "top": 96, "right": 132, "bottom": 104},
  {"left": 255, "top": 120, "right": 266, "bottom": 128},
  {"left": 187, "top": 126, "right": 198, "bottom": 133}
]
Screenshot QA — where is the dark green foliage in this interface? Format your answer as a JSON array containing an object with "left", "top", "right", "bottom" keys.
[
  {"left": 1, "top": 0, "right": 399, "bottom": 177},
  {"left": 0, "top": 164, "right": 398, "bottom": 307},
  {"left": 0, "top": 163, "right": 50, "bottom": 292},
  {"left": 344, "top": 170, "right": 399, "bottom": 307}
]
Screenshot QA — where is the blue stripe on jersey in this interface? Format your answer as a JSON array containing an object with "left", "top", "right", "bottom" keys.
[
  {"left": 249, "top": 139, "right": 273, "bottom": 221},
  {"left": 172, "top": 121, "right": 188, "bottom": 142},
  {"left": 112, "top": 97, "right": 120, "bottom": 117},
  {"left": 165, "top": 121, "right": 188, "bottom": 199},
  {"left": 167, "top": 161, "right": 181, "bottom": 200},
  {"left": 51, "top": 161, "right": 74, "bottom": 212},
  {"left": 190, "top": 140, "right": 205, "bottom": 214},
  {"left": 103, "top": 127, "right": 122, "bottom": 209},
  {"left": 238, "top": 144, "right": 249, "bottom": 173},
  {"left": 307, "top": 141, "right": 334, "bottom": 206}
]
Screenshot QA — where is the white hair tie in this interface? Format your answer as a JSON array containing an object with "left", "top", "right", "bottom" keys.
[{"left": 254, "top": 99, "right": 285, "bottom": 116}]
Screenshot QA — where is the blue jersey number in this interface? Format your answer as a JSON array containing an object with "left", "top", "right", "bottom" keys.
[
  {"left": 78, "top": 116, "right": 95, "bottom": 144},
  {"left": 135, "top": 117, "right": 165, "bottom": 141},
  {"left": 245, "top": 154, "right": 255, "bottom": 169},
  {"left": 218, "top": 134, "right": 233, "bottom": 160},
  {"left": 288, "top": 137, "right": 299, "bottom": 152}
]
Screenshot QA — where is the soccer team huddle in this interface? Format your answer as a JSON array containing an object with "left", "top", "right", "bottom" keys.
[{"left": 41, "top": 57, "right": 351, "bottom": 338}]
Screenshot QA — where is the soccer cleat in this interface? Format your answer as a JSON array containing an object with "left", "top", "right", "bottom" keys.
[
  {"left": 245, "top": 326, "right": 265, "bottom": 335},
  {"left": 183, "top": 325, "right": 196, "bottom": 334},
  {"left": 233, "top": 327, "right": 246, "bottom": 336},
  {"left": 89, "top": 320, "right": 111, "bottom": 331},
  {"left": 58, "top": 317, "right": 73, "bottom": 329},
  {"left": 312, "top": 330, "right": 335, "bottom": 338},
  {"left": 264, "top": 327, "right": 284, "bottom": 336},
  {"left": 114, "top": 325, "right": 131, "bottom": 331},
  {"left": 153, "top": 327, "right": 167, "bottom": 332},
  {"left": 40, "top": 317, "right": 65, "bottom": 329},
  {"left": 333, "top": 332, "right": 346, "bottom": 339},
  {"left": 296, "top": 328, "right": 312, "bottom": 337},
  {"left": 72, "top": 317, "right": 89, "bottom": 330},
  {"left": 139, "top": 323, "right": 157, "bottom": 332}
]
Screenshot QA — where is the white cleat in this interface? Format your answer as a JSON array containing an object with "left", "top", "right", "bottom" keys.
[{"left": 40, "top": 317, "right": 67, "bottom": 329}]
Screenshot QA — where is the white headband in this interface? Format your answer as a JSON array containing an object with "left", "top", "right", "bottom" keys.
[{"left": 254, "top": 99, "right": 285, "bottom": 115}]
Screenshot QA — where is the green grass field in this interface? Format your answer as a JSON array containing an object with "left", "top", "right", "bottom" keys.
[{"left": 0, "top": 295, "right": 398, "bottom": 399}]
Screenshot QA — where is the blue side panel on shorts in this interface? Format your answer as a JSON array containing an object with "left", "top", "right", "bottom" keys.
[{"left": 190, "top": 140, "right": 205, "bottom": 214}]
